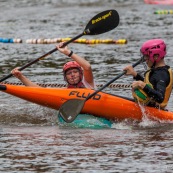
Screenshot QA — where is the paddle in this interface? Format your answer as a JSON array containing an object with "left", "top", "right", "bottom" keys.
[
  {"left": 58, "top": 58, "right": 143, "bottom": 123},
  {"left": 0, "top": 9, "right": 119, "bottom": 82}
]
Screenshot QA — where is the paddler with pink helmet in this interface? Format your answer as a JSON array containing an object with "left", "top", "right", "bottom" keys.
[{"left": 123, "top": 39, "right": 173, "bottom": 109}]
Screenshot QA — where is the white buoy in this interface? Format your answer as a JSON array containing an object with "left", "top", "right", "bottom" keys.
[
  {"left": 37, "top": 38, "right": 44, "bottom": 44},
  {"left": 26, "top": 39, "right": 32, "bottom": 44},
  {"left": 46, "top": 38, "right": 51, "bottom": 44},
  {"left": 17, "top": 38, "right": 22, "bottom": 43},
  {"left": 43, "top": 39, "right": 48, "bottom": 44},
  {"left": 53, "top": 38, "right": 60, "bottom": 43}
]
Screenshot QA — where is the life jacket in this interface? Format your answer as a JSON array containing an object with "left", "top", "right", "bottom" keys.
[{"left": 144, "top": 67, "right": 173, "bottom": 108}]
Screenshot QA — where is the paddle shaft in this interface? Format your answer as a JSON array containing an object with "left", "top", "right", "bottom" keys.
[
  {"left": 85, "top": 58, "right": 142, "bottom": 101},
  {"left": 0, "top": 33, "right": 84, "bottom": 82}
]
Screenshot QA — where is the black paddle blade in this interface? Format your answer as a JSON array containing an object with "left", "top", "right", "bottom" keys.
[
  {"left": 84, "top": 9, "right": 119, "bottom": 35},
  {"left": 59, "top": 99, "right": 85, "bottom": 123}
]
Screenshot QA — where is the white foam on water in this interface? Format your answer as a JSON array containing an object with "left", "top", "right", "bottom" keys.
[
  {"left": 111, "top": 121, "right": 133, "bottom": 130},
  {"left": 137, "top": 101, "right": 160, "bottom": 128}
]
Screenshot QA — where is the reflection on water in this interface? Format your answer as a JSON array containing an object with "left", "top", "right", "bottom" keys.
[{"left": 1, "top": 0, "right": 173, "bottom": 172}]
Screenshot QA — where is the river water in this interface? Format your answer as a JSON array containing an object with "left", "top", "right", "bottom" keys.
[{"left": 0, "top": 0, "right": 173, "bottom": 172}]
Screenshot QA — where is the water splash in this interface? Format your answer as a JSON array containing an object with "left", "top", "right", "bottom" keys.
[
  {"left": 136, "top": 101, "right": 160, "bottom": 128},
  {"left": 111, "top": 119, "right": 135, "bottom": 130}
]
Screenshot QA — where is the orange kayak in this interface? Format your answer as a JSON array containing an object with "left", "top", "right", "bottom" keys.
[{"left": 0, "top": 83, "right": 173, "bottom": 122}]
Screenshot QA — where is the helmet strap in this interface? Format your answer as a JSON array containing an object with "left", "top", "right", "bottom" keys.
[
  {"left": 142, "top": 61, "right": 148, "bottom": 70},
  {"left": 151, "top": 61, "right": 156, "bottom": 69}
]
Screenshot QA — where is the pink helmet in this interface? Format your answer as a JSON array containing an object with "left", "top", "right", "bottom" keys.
[{"left": 140, "top": 39, "right": 166, "bottom": 63}]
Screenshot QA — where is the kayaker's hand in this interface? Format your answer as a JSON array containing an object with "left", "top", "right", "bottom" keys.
[
  {"left": 11, "top": 67, "right": 23, "bottom": 79},
  {"left": 56, "top": 42, "right": 71, "bottom": 56},
  {"left": 132, "top": 81, "right": 146, "bottom": 89},
  {"left": 123, "top": 65, "right": 137, "bottom": 77}
]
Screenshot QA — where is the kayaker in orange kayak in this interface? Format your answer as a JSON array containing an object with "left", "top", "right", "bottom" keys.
[
  {"left": 123, "top": 39, "right": 173, "bottom": 109},
  {"left": 11, "top": 42, "right": 96, "bottom": 89}
]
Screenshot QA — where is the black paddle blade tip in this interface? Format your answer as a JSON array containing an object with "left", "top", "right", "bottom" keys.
[
  {"left": 58, "top": 99, "right": 85, "bottom": 123},
  {"left": 85, "top": 9, "right": 120, "bottom": 35}
]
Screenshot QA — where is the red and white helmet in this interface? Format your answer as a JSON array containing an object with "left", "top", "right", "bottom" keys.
[
  {"left": 140, "top": 39, "right": 166, "bottom": 63},
  {"left": 63, "top": 61, "right": 82, "bottom": 73},
  {"left": 63, "top": 61, "right": 83, "bottom": 82}
]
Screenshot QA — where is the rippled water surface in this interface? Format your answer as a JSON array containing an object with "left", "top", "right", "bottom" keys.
[{"left": 1, "top": 0, "right": 173, "bottom": 172}]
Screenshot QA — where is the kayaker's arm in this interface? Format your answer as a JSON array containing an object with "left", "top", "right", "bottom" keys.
[
  {"left": 16, "top": 75, "right": 41, "bottom": 87},
  {"left": 143, "top": 82, "right": 165, "bottom": 103},
  {"left": 123, "top": 65, "right": 144, "bottom": 81},
  {"left": 11, "top": 68, "right": 41, "bottom": 87},
  {"left": 132, "top": 79, "right": 166, "bottom": 104},
  {"left": 133, "top": 73, "right": 144, "bottom": 81},
  {"left": 56, "top": 43, "right": 94, "bottom": 88}
]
